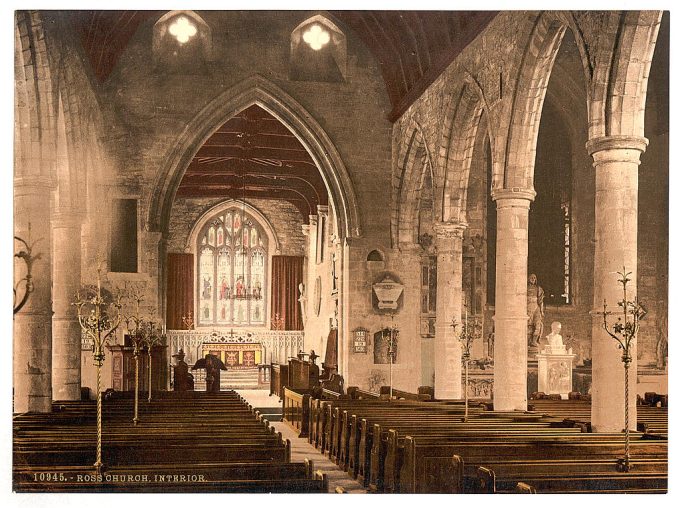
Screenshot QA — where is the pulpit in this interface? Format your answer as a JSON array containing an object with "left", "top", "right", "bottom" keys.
[{"left": 288, "top": 358, "right": 319, "bottom": 390}]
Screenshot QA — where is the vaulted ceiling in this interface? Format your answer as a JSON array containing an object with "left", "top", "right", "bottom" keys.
[
  {"left": 70, "top": 10, "right": 496, "bottom": 121},
  {"left": 176, "top": 105, "right": 328, "bottom": 219}
]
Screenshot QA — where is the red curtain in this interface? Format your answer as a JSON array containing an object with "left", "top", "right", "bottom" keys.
[
  {"left": 271, "top": 256, "right": 304, "bottom": 331},
  {"left": 166, "top": 253, "right": 194, "bottom": 330}
]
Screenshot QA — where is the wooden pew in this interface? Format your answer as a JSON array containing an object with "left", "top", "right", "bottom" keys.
[
  {"left": 309, "top": 390, "right": 667, "bottom": 494},
  {"left": 398, "top": 434, "right": 667, "bottom": 493},
  {"left": 13, "top": 390, "right": 327, "bottom": 493}
]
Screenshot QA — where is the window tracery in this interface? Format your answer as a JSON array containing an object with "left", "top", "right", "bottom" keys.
[{"left": 197, "top": 208, "right": 267, "bottom": 326}]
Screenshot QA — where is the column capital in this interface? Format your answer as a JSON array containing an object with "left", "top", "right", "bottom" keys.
[
  {"left": 586, "top": 135, "right": 648, "bottom": 158},
  {"left": 301, "top": 224, "right": 311, "bottom": 236},
  {"left": 433, "top": 221, "right": 467, "bottom": 240},
  {"left": 316, "top": 205, "right": 329, "bottom": 217},
  {"left": 309, "top": 214, "right": 318, "bottom": 226},
  {"left": 491, "top": 187, "right": 536, "bottom": 203}
]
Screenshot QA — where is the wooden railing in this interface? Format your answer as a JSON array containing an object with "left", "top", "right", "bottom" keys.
[{"left": 282, "top": 387, "right": 311, "bottom": 437}]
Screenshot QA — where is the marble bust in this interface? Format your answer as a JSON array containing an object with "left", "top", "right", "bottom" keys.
[{"left": 543, "top": 321, "right": 568, "bottom": 354}]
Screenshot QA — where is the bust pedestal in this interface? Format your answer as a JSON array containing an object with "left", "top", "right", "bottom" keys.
[{"left": 536, "top": 345, "right": 576, "bottom": 400}]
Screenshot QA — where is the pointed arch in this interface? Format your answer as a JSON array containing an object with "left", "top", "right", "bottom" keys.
[
  {"left": 392, "top": 121, "right": 436, "bottom": 247},
  {"left": 503, "top": 14, "right": 567, "bottom": 193},
  {"left": 290, "top": 13, "right": 347, "bottom": 78},
  {"left": 148, "top": 74, "right": 361, "bottom": 240},
  {"left": 601, "top": 11, "right": 663, "bottom": 138},
  {"left": 498, "top": 12, "right": 594, "bottom": 197},
  {"left": 153, "top": 10, "right": 212, "bottom": 63},
  {"left": 14, "top": 10, "right": 58, "bottom": 181},
  {"left": 439, "top": 77, "right": 489, "bottom": 224}
]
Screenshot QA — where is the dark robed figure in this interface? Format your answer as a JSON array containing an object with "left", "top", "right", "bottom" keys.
[{"left": 192, "top": 353, "right": 227, "bottom": 392}]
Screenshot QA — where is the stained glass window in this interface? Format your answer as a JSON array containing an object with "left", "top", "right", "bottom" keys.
[{"left": 197, "top": 208, "right": 268, "bottom": 326}]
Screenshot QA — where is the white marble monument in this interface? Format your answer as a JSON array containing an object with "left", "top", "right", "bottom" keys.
[{"left": 536, "top": 321, "right": 576, "bottom": 399}]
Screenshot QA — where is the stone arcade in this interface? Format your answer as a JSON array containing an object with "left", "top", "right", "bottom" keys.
[{"left": 13, "top": 9, "right": 669, "bottom": 494}]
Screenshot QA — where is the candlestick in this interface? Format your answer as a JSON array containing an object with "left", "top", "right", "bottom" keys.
[
  {"left": 143, "top": 321, "right": 165, "bottom": 402},
  {"left": 121, "top": 284, "right": 148, "bottom": 425},
  {"left": 72, "top": 278, "right": 122, "bottom": 474},
  {"left": 602, "top": 266, "right": 642, "bottom": 473}
]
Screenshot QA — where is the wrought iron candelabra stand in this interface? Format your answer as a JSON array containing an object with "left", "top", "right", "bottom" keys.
[
  {"left": 452, "top": 304, "right": 482, "bottom": 422},
  {"left": 14, "top": 225, "right": 41, "bottom": 315},
  {"left": 383, "top": 316, "right": 398, "bottom": 399},
  {"left": 143, "top": 322, "right": 165, "bottom": 402},
  {"left": 602, "top": 267, "right": 642, "bottom": 473},
  {"left": 122, "top": 286, "right": 149, "bottom": 426},
  {"left": 72, "top": 271, "right": 122, "bottom": 474}
]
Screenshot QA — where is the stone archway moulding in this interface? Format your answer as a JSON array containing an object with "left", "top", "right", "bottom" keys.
[{"left": 148, "top": 74, "right": 362, "bottom": 240}]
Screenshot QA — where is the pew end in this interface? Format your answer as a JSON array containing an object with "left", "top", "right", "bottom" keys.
[
  {"left": 313, "top": 470, "right": 329, "bottom": 492},
  {"left": 516, "top": 482, "right": 537, "bottom": 493},
  {"left": 476, "top": 466, "right": 496, "bottom": 493}
]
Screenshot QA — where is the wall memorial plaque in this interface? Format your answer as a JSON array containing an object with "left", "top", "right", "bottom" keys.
[{"left": 353, "top": 328, "right": 368, "bottom": 353}]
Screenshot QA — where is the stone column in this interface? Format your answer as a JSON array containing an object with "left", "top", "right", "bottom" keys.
[
  {"left": 433, "top": 221, "right": 467, "bottom": 399},
  {"left": 586, "top": 135, "right": 646, "bottom": 432},
  {"left": 52, "top": 210, "right": 83, "bottom": 401},
  {"left": 492, "top": 189, "right": 534, "bottom": 411},
  {"left": 14, "top": 176, "right": 54, "bottom": 413}
]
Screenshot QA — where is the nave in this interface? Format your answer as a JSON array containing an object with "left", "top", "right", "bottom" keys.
[{"left": 12, "top": 8, "right": 670, "bottom": 495}]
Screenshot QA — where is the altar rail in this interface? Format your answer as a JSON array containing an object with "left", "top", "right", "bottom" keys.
[{"left": 167, "top": 329, "right": 305, "bottom": 369}]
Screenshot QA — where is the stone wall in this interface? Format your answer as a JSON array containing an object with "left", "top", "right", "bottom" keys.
[
  {"left": 343, "top": 240, "right": 423, "bottom": 393},
  {"left": 48, "top": 11, "right": 393, "bottom": 389},
  {"left": 167, "top": 197, "right": 306, "bottom": 256}
]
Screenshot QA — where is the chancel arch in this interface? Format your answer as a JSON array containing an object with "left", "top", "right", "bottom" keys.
[{"left": 148, "top": 74, "right": 361, "bottom": 242}]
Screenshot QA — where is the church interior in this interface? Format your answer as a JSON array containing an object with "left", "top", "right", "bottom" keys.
[{"left": 12, "top": 9, "right": 669, "bottom": 494}]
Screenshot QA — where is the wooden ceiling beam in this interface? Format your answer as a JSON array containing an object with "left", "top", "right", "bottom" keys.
[{"left": 195, "top": 146, "right": 311, "bottom": 159}]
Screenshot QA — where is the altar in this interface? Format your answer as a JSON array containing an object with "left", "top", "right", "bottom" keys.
[{"left": 202, "top": 342, "right": 263, "bottom": 369}]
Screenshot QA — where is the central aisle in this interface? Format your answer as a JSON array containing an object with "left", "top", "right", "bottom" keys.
[{"left": 237, "top": 389, "right": 368, "bottom": 493}]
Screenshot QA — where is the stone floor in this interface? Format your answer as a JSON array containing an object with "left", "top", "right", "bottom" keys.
[{"left": 237, "top": 389, "right": 368, "bottom": 493}]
